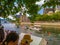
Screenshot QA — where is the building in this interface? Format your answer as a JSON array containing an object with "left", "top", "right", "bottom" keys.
[
  {"left": 20, "top": 15, "right": 30, "bottom": 22},
  {"left": 44, "top": 0, "right": 60, "bottom": 14},
  {"left": 44, "top": 8, "right": 54, "bottom": 14}
]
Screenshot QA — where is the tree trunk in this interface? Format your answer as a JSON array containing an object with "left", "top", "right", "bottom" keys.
[
  {"left": 0, "top": 16, "right": 4, "bottom": 28},
  {"left": 53, "top": 6, "right": 56, "bottom": 12},
  {"left": 0, "top": 18, "right": 1, "bottom": 25}
]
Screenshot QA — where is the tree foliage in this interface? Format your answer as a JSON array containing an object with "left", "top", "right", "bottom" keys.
[
  {"left": 33, "top": 12, "right": 60, "bottom": 22},
  {"left": 0, "top": 0, "right": 40, "bottom": 18},
  {"left": 42, "top": 0, "right": 60, "bottom": 8},
  {"left": 0, "top": 0, "right": 19, "bottom": 17}
]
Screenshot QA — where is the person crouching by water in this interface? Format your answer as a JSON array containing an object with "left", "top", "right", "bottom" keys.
[{"left": 2, "top": 32, "right": 19, "bottom": 45}]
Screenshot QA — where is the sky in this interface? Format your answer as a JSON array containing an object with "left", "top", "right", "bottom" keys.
[
  {"left": 36, "top": 0, "right": 44, "bottom": 14},
  {"left": 36, "top": 0, "right": 44, "bottom": 6},
  {"left": 8, "top": 15, "right": 16, "bottom": 20},
  {"left": 38, "top": 9, "right": 44, "bottom": 14}
]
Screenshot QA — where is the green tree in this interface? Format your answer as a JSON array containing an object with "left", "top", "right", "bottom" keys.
[
  {"left": 52, "top": 12, "right": 60, "bottom": 21},
  {"left": 29, "top": 14, "right": 37, "bottom": 23},
  {"left": 35, "top": 15, "right": 41, "bottom": 21},
  {"left": 0, "top": 0, "right": 40, "bottom": 25}
]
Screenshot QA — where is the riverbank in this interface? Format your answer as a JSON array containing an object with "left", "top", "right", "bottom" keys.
[{"left": 20, "top": 22, "right": 60, "bottom": 28}]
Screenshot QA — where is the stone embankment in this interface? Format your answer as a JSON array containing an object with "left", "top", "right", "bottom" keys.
[{"left": 20, "top": 22, "right": 60, "bottom": 28}]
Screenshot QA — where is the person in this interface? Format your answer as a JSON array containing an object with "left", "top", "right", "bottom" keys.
[
  {"left": 0, "top": 24, "right": 5, "bottom": 45},
  {"left": 20, "top": 34, "right": 33, "bottom": 45},
  {"left": 2, "top": 32, "right": 19, "bottom": 45}
]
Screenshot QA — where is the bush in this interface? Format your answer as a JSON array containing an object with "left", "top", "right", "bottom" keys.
[{"left": 33, "top": 12, "right": 60, "bottom": 22}]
